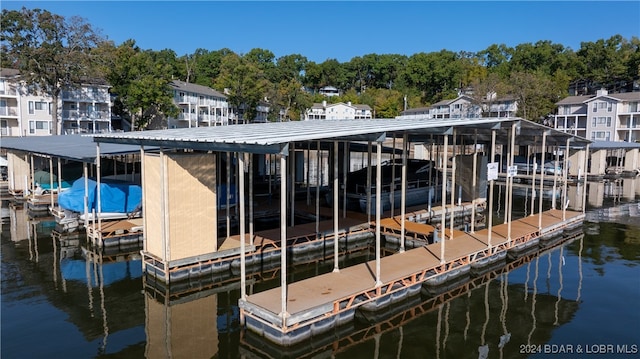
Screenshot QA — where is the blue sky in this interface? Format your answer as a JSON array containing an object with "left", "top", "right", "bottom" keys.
[{"left": 3, "top": 1, "right": 639, "bottom": 63}]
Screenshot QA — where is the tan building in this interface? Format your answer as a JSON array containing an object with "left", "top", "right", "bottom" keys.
[{"left": 554, "top": 89, "right": 640, "bottom": 142}]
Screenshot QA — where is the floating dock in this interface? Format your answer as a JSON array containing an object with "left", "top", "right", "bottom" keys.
[
  {"left": 82, "top": 117, "right": 591, "bottom": 347},
  {"left": 239, "top": 209, "right": 583, "bottom": 346}
]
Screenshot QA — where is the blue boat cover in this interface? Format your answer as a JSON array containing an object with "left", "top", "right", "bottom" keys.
[{"left": 58, "top": 177, "right": 142, "bottom": 214}]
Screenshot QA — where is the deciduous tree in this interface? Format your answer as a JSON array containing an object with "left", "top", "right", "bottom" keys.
[{"left": 1, "top": 7, "right": 103, "bottom": 135}]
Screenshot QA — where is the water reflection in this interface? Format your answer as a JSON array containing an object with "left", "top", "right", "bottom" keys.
[{"left": 2, "top": 177, "right": 640, "bottom": 358}]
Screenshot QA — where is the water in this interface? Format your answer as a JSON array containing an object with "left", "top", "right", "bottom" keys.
[{"left": 2, "top": 179, "right": 639, "bottom": 359}]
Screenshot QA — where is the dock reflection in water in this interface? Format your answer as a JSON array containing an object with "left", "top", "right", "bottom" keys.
[{"left": 2, "top": 177, "right": 640, "bottom": 358}]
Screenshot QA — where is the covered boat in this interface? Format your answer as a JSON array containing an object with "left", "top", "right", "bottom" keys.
[
  {"left": 327, "top": 159, "right": 442, "bottom": 214},
  {"left": 58, "top": 177, "right": 142, "bottom": 218}
]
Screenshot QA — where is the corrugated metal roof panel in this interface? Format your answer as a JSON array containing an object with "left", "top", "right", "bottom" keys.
[
  {"left": 0, "top": 134, "right": 149, "bottom": 162},
  {"left": 92, "top": 117, "right": 591, "bottom": 152}
]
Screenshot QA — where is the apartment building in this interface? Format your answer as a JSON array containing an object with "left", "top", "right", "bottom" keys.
[
  {"left": 554, "top": 89, "right": 640, "bottom": 142},
  {"left": 0, "top": 68, "right": 112, "bottom": 136},
  {"left": 168, "top": 80, "right": 229, "bottom": 128},
  {"left": 304, "top": 101, "right": 372, "bottom": 120},
  {"left": 61, "top": 79, "right": 111, "bottom": 135},
  {"left": 396, "top": 94, "right": 497, "bottom": 120}
]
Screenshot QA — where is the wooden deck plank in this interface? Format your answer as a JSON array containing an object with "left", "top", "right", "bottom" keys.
[{"left": 244, "top": 209, "right": 583, "bottom": 325}]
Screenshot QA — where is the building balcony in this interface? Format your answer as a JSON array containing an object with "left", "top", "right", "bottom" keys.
[
  {"left": 0, "top": 106, "right": 19, "bottom": 117},
  {"left": 61, "top": 91, "right": 110, "bottom": 103},
  {"left": 0, "top": 88, "right": 19, "bottom": 96},
  {"left": 62, "top": 110, "right": 111, "bottom": 121}
]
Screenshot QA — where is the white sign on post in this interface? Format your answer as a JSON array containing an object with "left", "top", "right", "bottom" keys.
[
  {"left": 487, "top": 162, "right": 499, "bottom": 181},
  {"left": 507, "top": 165, "right": 518, "bottom": 178}
]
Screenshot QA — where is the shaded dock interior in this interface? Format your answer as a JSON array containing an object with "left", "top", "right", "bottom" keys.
[{"left": 86, "top": 117, "right": 591, "bottom": 346}]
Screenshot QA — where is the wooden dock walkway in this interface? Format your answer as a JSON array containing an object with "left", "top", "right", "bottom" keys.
[{"left": 240, "top": 209, "right": 583, "bottom": 345}]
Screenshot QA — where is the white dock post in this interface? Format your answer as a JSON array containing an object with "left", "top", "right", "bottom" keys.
[
  {"left": 400, "top": 132, "right": 407, "bottom": 253},
  {"left": 538, "top": 132, "right": 547, "bottom": 230},
  {"left": 450, "top": 128, "right": 457, "bottom": 239},
  {"left": 279, "top": 148, "right": 289, "bottom": 325},
  {"left": 440, "top": 134, "right": 448, "bottom": 264},
  {"left": 333, "top": 141, "right": 339, "bottom": 273},
  {"left": 488, "top": 130, "right": 496, "bottom": 251},
  {"left": 239, "top": 153, "right": 247, "bottom": 300},
  {"left": 375, "top": 139, "right": 382, "bottom": 287},
  {"left": 507, "top": 123, "right": 516, "bottom": 242}
]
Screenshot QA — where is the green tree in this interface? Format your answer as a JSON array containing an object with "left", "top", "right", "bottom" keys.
[
  {"left": 1, "top": 7, "right": 104, "bottom": 135},
  {"left": 478, "top": 44, "right": 513, "bottom": 78},
  {"left": 215, "top": 52, "right": 268, "bottom": 123},
  {"left": 577, "top": 35, "right": 632, "bottom": 90},
  {"left": 508, "top": 71, "right": 560, "bottom": 122},
  {"left": 402, "top": 50, "right": 462, "bottom": 103},
  {"left": 266, "top": 78, "right": 312, "bottom": 122},
  {"left": 101, "top": 40, "right": 179, "bottom": 130}
]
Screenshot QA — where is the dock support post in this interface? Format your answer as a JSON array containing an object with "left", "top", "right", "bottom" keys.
[
  {"left": 239, "top": 153, "right": 247, "bottom": 300},
  {"left": 375, "top": 139, "right": 382, "bottom": 287},
  {"left": 226, "top": 152, "right": 231, "bottom": 239},
  {"left": 450, "top": 129, "right": 457, "bottom": 239},
  {"left": 582, "top": 144, "right": 589, "bottom": 213},
  {"left": 96, "top": 143, "right": 102, "bottom": 237},
  {"left": 488, "top": 130, "right": 496, "bottom": 251},
  {"left": 140, "top": 147, "right": 146, "bottom": 251},
  {"left": 83, "top": 162, "right": 89, "bottom": 226},
  {"left": 391, "top": 136, "right": 396, "bottom": 218},
  {"left": 562, "top": 138, "right": 571, "bottom": 220},
  {"left": 249, "top": 154, "right": 254, "bottom": 247},
  {"left": 538, "top": 132, "right": 547, "bottom": 230},
  {"left": 279, "top": 150, "right": 289, "bottom": 324},
  {"left": 343, "top": 141, "right": 348, "bottom": 218},
  {"left": 530, "top": 141, "right": 537, "bottom": 217},
  {"left": 49, "top": 157, "right": 54, "bottom": 208},
  {"left": 367, "top": 141, "right": 372, "bottom": 223},
  {"left": 507, "top": 123, "right": 516, "bottom": 242},
  {"left": 400, "top": 132, "right": 408, "bottom": 253},
  {"left": 440, "top": 134, "right": 448, "bottom": 264},
  {"left": 552, "top": 148, "right": 560, "bottom": 210},
  {"left": 471, "top": 130, "right": 478, "bottom": 233},
  {"left": 57, "top": 157, "right": 62, "bottom": 197},
  {"left": 333, "top": 141, "right": 339, "bottom": 273},
  {"left": 316, "top": 141, "right": 320, "bottom": 236},
  {"left": 290, "top": 147, "right": 295, "bottom": 226},
  {"left": 306, "top": 143, "right": 311, "bottom": 206},
  {"left": 30, "top": 154, "right": 34, "bottom": 195}
]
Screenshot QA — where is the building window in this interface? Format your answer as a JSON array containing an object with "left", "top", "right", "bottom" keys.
[
  {"left": 591, "top": 131, "right": 610, "bottom": 141},
  {"left": 593, "top": 117, "right": 612, "bottom": 127},
  {"left": 28, "top": 101, "right": 34, "bottom": 114},
  {"left": 34, "top": 101, "right": 46, "bottom": 111}
]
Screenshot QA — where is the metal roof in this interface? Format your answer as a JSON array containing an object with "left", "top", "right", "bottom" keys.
[
  {"left": 0, "top": 134, "right": 150, "bottom": 162},
  {"left": 589, "top": 140, "right": 640, "bottom": 150},
  {"left": 92, "top": 117, "right": 590, "bottom": 154}
]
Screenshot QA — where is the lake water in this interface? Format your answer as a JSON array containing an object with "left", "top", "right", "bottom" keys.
[{"left": 1, "top": 179, "right": 639, "bottom": 358}]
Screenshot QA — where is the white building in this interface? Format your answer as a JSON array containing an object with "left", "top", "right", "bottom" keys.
[
  {"left": 318, "top": 86, "right": 340, "bottom": 97},
  {"left": 168, "top": 80, "right": 229, "bottom": 128},
  {"left": 60, "top": 79, "right": 112, "bottom": 135},
  {"left": 396, "top": 95, "right": 485, "bottom": 120},
  {"left": 304, "top": 101, "right": 372, "bottom": 120},
  {"left": 0, "top": 68, "right": 112, "bottom": 136},
  {"left": 553, "top": 89, "right": 640, "bottom": 142}
]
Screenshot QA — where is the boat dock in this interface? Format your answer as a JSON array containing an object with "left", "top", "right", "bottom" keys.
[
  {"left": 239, "top": 209, "right": 583, "bottom": 345},
  {"left": 3, "top": 116, "right": 591, "bottom": 347}
]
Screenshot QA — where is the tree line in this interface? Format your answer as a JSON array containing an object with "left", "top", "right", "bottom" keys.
[{"left": 2, "top": 7, "right": 639, "bottom": 133}]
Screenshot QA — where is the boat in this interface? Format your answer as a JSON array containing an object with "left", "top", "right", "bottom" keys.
[
  {"left": 327, "top": 159, "right": 442, "bottom": 214},
  {"left": 56, "top": 177, "right": 143, "bottom": 231}
]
